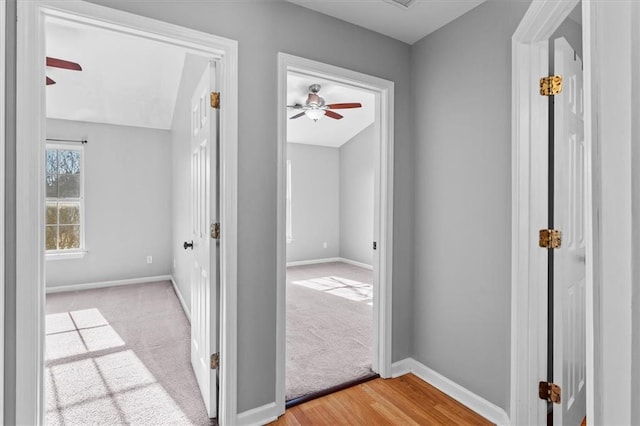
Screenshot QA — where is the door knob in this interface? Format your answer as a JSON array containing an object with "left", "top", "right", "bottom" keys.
[{"left": 183, "top": 241, "right": 193, "bottom": 250}]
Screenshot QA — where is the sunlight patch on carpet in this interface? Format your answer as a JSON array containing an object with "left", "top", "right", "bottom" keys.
[
  {"left": 291, "top": 276, "right": 373, "bottom": 304},
  {"left": 45, "top": 308, "right": 191, "bottom": 426}
]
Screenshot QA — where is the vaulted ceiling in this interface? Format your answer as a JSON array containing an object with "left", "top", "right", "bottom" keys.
[{"left": 45, "top": 16, "right": 186, "bottom": 130}]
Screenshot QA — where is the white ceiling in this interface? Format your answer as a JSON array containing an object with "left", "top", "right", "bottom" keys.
[
  {"left": 286, "top": 0, "right": 486, "bottom": 45},
  {"left": 45, "top": 16, "right": 187, "bottom": 130},
  {"left": 287, "top": 73, "right": 375, "bottom": 148}
]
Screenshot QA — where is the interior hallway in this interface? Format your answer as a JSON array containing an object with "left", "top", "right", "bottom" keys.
[
  {"left": 45, "top": 281, "right": 214, "bottom": 425},
  {"left": 271, "top": 373, "right": 492, "bottom": 425}
]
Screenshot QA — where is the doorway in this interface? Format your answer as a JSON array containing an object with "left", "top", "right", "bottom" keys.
[
  {"left": 275, "top": 53, "right": 395, "bottom": 414},
  {"left": 284, "top": 73, "right": 377, "bottom": 402},
  {"left": 14, "top": 1, "right": 238, "bottom": 424},
  {"left": 511, "top": 1, "right": 592, "bottom": 425}
]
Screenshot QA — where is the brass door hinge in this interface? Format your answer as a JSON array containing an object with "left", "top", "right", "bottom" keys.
[
  {"left": 210, "top": 91, "right": 220, "bottom": 109},
  {"left": 211, "top": 222, "right": 220, "bottom": 240},
  {"left": 539, "top": 229, "right": 562, "bottom": 249},
  {"left": 211, "top": 353, "right": 220, "bottom": 369},
  {"left": 539, "top": 381, "right": 561, "bottom": 404},
  {"left": 540, "top": 75, "right": 563, "bottom": 96}
]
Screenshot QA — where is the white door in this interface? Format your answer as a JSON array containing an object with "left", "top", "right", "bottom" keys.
[
  {"left": 553, "top": 36, "right": 586, "bottom": 426},
  {"left": 189, "top": 62, "right": 218, "bottom": 418}
]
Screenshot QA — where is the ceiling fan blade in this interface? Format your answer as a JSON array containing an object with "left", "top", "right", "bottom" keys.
[
  {"left": 289, "top": 112, "right": 306, "bottom": 120},
  {"left": 46, "top": 76, "right": 56, "bottom": 85},
  {"left": 287, "top": 104, "right": 305, "bottom": 109},
  {"left": 326, "top": 102, "right": 362, "bottom": 109},
  {"left": 46, "top": 57, "right": 82, "bottom": 71},
  {"left": 325, "top": 110, "right": 343, "bottom": 120}
]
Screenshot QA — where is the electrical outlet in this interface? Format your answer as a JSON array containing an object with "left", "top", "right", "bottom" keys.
[
  {"left": 173, "top": 259, "right": 176, "bottom": 269},
  {"left": 147, "top": 256, "right": 153, "bottom": 264},
  {"left": 323, "top": 242, "right": 328, "bottom": 249}
]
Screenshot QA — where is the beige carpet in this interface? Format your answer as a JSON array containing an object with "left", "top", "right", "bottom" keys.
[
  {"left": 286, "top": 261, "right": 374, "bottom": 401},
  {"left": 45, "top": 281, "right": 215, "bottom": 426}
]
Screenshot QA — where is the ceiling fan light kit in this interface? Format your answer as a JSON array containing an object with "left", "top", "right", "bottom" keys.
[{"left": 287, "top": 84, "right": 362, "bottom": 122}]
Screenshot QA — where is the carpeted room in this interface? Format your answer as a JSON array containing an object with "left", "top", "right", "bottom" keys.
[{"left": 284, "top": 73, "right": 379, "bottom": 401}]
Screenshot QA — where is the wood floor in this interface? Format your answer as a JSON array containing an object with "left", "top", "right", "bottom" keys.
[{"left": 269, "top": 374, "right": 493, "bottom": 425}]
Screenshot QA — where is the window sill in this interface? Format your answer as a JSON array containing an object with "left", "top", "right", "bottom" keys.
[{"left": 46, "top": 250, "right": 88, "bottom": 261}]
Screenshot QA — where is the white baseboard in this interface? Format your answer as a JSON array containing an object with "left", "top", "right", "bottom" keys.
[
  {"left": 45, "top": 275, "right": 173, "bottom": 294},
  {"left": 338, "top": 257, "right": 373, "bottom": 270},
  {"left": 391, "top": 358, "right": 511, "bottom": 426},
  {"left": 285, "top": 257, "right": 373, "bottom": 270},
  {"left": 170, "top": 276, "right": 191, "bottom": 323},
  {"left": 286, "top": 257, "right": 340, "bottom": 267},
  {"left": 236, "top": 402, "right": 279, "bottom": 426}
]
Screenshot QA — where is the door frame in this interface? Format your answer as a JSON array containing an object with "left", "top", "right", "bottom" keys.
[
  {"left": 510, "top": 0, "right": 599, "bottom": 424},
  {"left": 15, "top": 1, "right": 238, "bottom": 424},
  {"left": 0, "top": 0, "right": 6, "bottom": 422},
  {"left": 275, "top": 52, "right": 394, "bottom": 416}
]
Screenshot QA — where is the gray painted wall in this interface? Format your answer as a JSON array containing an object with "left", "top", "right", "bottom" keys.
[
  {"left": 410, "top": 0, "right": 530, "bottom": 412},
  {"left": 633, "top": 4, "right": 640, "bottom": 423},
  {"left": 4, "top": 0, "right": 17, "bottom": 422},
  {"left": 286, "top": 143, "right": 340, "bottom": 263},
  {"left": 45, "top": 119, "right": 172, "bottom": 287},
  {"left": 339, "top": 124, "right": 374, "bottom": 266},
  {"left": 170, "top": 53, "right": 210, "bottom": 312},
  {"left": 2, "top": 0, "right": 414, "bottom": 414}
]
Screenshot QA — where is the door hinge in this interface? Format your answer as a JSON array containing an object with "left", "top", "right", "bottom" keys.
[
  {"left": 373, "top": 241, "right": 377, "bottom": 250},
  {"left": 210, "top": 91, "right": 220, "bottom": 109},
  {"left": 211, "top": 222, "right": 220, "bottom": 240},
  {"left": 539, "top": 229, "right": 562, "bottom": 249},
  {"left": 539, "top": 381, "right": 561, "bottom": 404},
  {"left": 540, "top": 75, "right": 563, "bottom": 96},
  {"left": 210, "top": 352, "right": 220, "bottom": 369}
]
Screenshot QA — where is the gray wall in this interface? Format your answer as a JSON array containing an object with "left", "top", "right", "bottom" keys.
[
  {"left": 1, "top": 0, "right": 414, "bottom": 414},
  {"left": 171, "top": 53, "right": 210, "bottom": 312},
  {"left": 286, "top": 143, "right": 340, "bottom": 263},
  {"left": 633, "top": 3, "right": 640, "bottom": 422},
  {"left": 339, "top": 124, "right": 374, "bottom": 266},
  {"left": 4, "top": 0, "right": 17, "bottom": 422},
  {"left": 45, "top": 119, "right": 172, "bottom": 287},
  {"left": 410, "top": 0, "right": 530, "bottom": 412}
]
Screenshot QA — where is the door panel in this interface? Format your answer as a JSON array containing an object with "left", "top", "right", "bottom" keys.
[
  {"left": 189, "top": 62, "right": 218, "bottom": 418},
  {"left": 553, "top": 36, "right": 586, "bottom": 426}
]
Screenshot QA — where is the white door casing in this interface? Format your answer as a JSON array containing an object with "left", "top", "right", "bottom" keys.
[
  {"left": 553, "top": 36, "right": 587, "bottom": 425},
  {"left": 190, "top": 63, "right": 218, "bottom": 418}
]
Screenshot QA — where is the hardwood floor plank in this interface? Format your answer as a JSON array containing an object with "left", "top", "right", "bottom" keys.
[{"left": 269, "top": 374, "right": 493, "bottom": 425}]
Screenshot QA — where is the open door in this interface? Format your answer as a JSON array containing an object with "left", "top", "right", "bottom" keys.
[
  {"left": 553, "top": 36, "right": 587, "bottom": 425},
  {"left": 188, "top": 62, "right": 219, "bottom": 418}
]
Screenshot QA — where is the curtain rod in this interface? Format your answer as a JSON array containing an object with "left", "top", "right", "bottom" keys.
[{"left": 46, "top": 138, "right": 87, "bottom": 145}]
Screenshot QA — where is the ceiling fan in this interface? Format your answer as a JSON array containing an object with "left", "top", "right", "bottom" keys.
[
  {"left": 288, "top": 84, "right": 362, "bottom": 122},
  {"left": 46, "top": 56, "right": 83, "bottom": 86}
]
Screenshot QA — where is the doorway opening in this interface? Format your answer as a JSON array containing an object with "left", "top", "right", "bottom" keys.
[
  {"left": 284, "top": 73, "right": 378, "bottom": 403},
  {"left": 510, "top": 1, "right": 591, "bottom": 425},
  {"left": 276, "top": 53, "right": 395, "bottom": 414},
  {"left": 42, "top": 12, "right": 219, "bottom": 425},
  {"left": 545, "top": 6, "right": 587, "bottom": 424},
  {"left": 15, "top": 2, "right": 238, "bottom": 424}
]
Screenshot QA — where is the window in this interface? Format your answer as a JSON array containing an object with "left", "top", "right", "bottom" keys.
[
  {"left": 45, "top": 144, "right": 84, "bottom": 255},
  {"left": 286, "top": 160, "right": 293, "bottom": 243}
]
